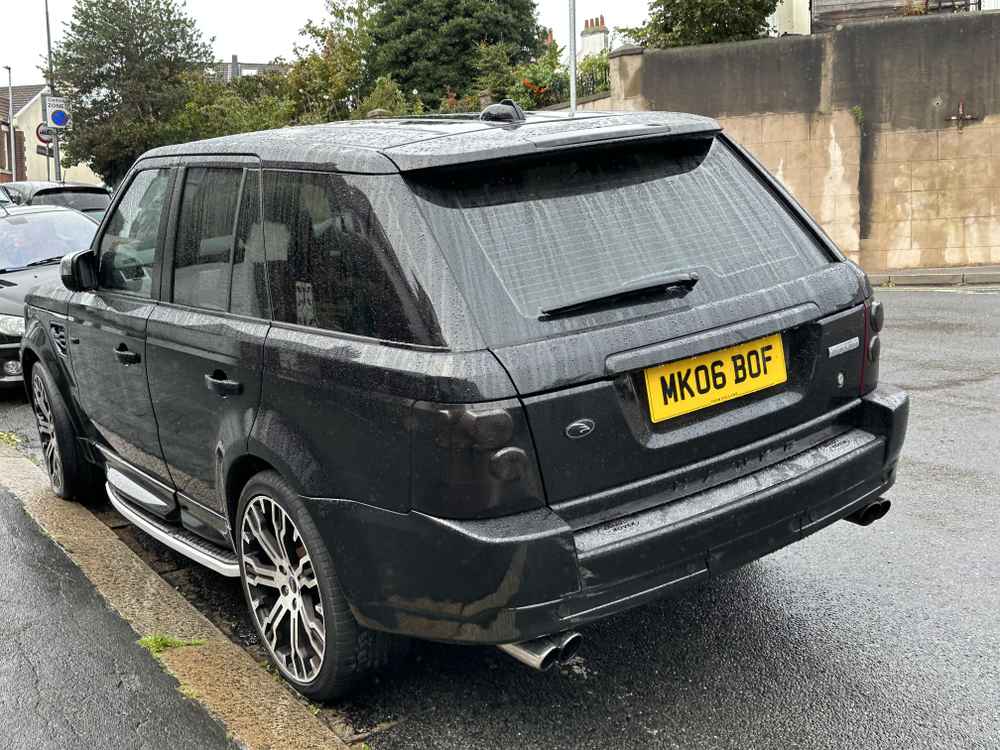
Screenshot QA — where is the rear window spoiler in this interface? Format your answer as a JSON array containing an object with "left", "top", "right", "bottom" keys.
[{"left": 384, "top": 115, "right": 722, "bottom": 172}]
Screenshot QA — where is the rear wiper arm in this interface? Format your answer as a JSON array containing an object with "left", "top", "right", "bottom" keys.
[{"left": 538, "top": 271, "right": 699, "bottom": 319}]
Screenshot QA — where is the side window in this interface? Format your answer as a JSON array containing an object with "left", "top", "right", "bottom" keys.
[
  {"left": 261, "top": 170, "right": 423, "bottom": 342},
  {"left": 98, "top": 169, "right": 171, "bottom": 296},
  {"left": 230, "top": 169, "right": 269, "bottom": 318},
  {"left": 172, "top": 167, "right": 242, "bottom": 310}
]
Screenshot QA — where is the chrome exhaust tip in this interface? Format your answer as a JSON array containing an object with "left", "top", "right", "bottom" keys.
[
  {"left": 554, "top": 631, "right": 583, "bottom": 663},
  {"left": 497, "top": 631, "right": 583, "bottom": 671},
  {"left": 497, "top": 636, "right": 561, "bottom": 672}
]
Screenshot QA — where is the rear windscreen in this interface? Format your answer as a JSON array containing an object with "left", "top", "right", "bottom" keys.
[
  {"left": 407, "top": 137, "right": 832, "bottom": 346},
  {"left": 35, "top": 189, "right": 110, "bottom": 212}
]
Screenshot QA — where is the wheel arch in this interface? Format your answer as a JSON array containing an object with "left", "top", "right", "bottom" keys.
[{"left": 224, "top": 453, "right": 281, "bottom": 534}]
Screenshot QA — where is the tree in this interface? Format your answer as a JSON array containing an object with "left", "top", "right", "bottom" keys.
[
  {"left": 510, "top": 42, "right": 571, "bottom": 109},
  {"left": 286, "top": 0, "right": 376, "bottom": 123},
  {"left": 368, "top": 0, "right": 544, "bottom": 108},
  {"left": 50, "top": 0, "right": 213, "bottom": 185},
  {"left": 622, "top": 0, "right": 779, "bottom": 48},
  {"left": 473, "top": 43, "right": 518, "bottom": 103},
  {"left": 160, "top": 73, "right": 294, "bottom": 144},
  {"left": 353, "top": 75, "right": 425, "bottom": 118}
]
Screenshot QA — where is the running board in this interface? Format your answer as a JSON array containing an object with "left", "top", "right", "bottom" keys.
[{"left": 106, "top": 483, "right": 240, "bottom": 577}]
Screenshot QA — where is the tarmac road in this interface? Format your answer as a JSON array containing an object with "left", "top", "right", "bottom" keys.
[
  {"left": 1, "top": 288, "right": 998, "bottom": 749},
  {"left": 0, "top": 488, "right": 234, "bottom": 750}
]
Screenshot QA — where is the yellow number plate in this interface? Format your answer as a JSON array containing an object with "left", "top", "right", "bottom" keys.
[{"left": 643, "top": 333, "right": 787, "bottom": 423}]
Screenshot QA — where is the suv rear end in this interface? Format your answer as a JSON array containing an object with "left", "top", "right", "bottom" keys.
[
  {"left": 308, "top": 120, "right": 909, "bottom": 646},
  {"left": 25, "top": 111, "right": 907, "bottom": 700}
]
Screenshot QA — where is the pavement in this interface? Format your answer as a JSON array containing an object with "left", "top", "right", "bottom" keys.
[
  {"left": 870, "top": 263, "right": 1000, "bottom": 287},
  {"left": 0, "top": 487, "right": 235, "bottom": 750},
  {"left": 1, "top": 286, "right": 999, "bottom": 749}
]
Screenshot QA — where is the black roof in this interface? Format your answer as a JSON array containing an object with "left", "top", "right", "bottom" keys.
[{"left": 142, "top": 111, "right": 721, "bottom": 174}]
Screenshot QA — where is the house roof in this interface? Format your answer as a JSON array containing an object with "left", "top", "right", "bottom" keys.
[
  {"left": 0, "top": 84, "right": 47, "bottom": 123},
  {"left": 142, "top": 110, "right": 722, "bottom": 174}
]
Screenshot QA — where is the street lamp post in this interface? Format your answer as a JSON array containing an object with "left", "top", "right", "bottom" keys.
[{"left": 3, "top": 66, "right": 14, "bottom": 181}]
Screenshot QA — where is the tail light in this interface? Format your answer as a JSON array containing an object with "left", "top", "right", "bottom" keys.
[
  {"left": 860, "top": 297, "right": 883, "bottom": 395},
  {"left": 410, "top": 398, "right": 545, "bottom": 519}
]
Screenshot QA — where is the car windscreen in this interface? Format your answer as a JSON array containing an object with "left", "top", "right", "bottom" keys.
[
  {"left": 0, "top": 211, "right": 96, "bottom": 271},
  {"left": 33, "top": 188, "right": 110, "bottom": 213},
  {"left": 406, "top": 136, "right": 833, "bottom": 347}
]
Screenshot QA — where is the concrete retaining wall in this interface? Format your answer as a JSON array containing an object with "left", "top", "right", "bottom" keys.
[{"left": 606, "top": 12, "right": 1000, "bottom": 271}]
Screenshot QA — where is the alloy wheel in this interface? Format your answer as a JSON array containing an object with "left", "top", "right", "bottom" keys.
[
  {"left": 31, "top": 371, "right": 63, "bottom": 495},
  {"left": 240, "top": 495, "right": 326, "bottom": 683}
]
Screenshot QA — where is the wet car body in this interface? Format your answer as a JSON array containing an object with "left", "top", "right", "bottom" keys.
[{"left": 19, "top": 110, "right": 908, "bottom": 697}]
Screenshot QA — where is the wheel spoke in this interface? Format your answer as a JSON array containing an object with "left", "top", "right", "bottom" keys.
[
  {"left": 300, "top": 599, "right": 326, "bottom": 657},
  {"left": 245, "top": 504, "right": 288, "bottom": 567},
  {"left": 261, "top": 598, "right": 289, "bottom": 650},
  {"left": 288, "top": 608, "right": 304, "bottom": 677},
  {"left": 244, "top": 554, "right": 281, "bottom": 589}
]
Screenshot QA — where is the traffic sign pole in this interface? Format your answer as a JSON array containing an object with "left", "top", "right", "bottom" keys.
[
  {"left": 52, "top": 134, "right": 61, "bottom": 183},
  {"left": 44, "top": 0, "right": 62, "bottom": 183}
]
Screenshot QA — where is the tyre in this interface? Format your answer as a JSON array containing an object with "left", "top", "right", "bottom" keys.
[
  {"left": 236, "top": 470, "right": 404, "bottom": 700},
  {"left": 29, "top": 362, "right": 102, "bottom": 502}
]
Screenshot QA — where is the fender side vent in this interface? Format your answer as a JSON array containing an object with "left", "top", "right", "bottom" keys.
[{"left": 49, "top": 323, "right": 67, "bottom": 356}]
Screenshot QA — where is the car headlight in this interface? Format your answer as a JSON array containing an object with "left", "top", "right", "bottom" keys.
[{"left": 0, "top": 314, "right": 26, "bottom": 338}]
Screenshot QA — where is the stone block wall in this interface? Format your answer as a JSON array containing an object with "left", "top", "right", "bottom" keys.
[
  {"left": 862, "top": 118, "right": 1000, "bottom": 270},
  {"left": 719, "top": 111, "right": 862, "bottom": 263},
  {"left": 604, "top": 12, "right": 1000, "bottom": 271}
]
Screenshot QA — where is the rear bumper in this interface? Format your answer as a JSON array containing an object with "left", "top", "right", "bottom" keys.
[{"left": 304, "top": 385, "right": 908, "bottom": 645}]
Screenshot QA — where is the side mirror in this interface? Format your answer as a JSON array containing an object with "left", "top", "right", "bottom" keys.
[{"left": 61, "top": 249, "right": 98, "bottom": 292}]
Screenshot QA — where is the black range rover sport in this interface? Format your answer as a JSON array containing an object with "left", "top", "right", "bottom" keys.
[{"left": 20, "top": 108, "right": 908, "bottom": 700}]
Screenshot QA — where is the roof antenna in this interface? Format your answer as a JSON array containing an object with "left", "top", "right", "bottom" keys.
[{"left": 480, "top": 99, "right": 527, "bottom": 123}]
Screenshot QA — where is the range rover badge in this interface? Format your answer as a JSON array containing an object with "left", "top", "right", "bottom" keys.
[{"left": 565, "top": 419, "right": 596, "bottom": 439}]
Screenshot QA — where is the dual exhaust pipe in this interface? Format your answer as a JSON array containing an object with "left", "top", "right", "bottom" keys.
[
  {"left": 845, "top": 498, "right": 891, "bottom": 526},
  {"left": 497, "top": 631, "right": 582, "bottom": 672}
]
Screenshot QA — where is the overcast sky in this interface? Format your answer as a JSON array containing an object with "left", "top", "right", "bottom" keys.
[{"left": 3, "top": 0, "right": 649, "bottom": 87}]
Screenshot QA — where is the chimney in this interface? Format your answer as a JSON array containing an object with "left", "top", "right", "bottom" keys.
[{"left": 600, "top": 15, "right": 605, "bottom": 29}]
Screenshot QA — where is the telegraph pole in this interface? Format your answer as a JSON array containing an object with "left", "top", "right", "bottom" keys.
[
  {"left": 568, "top": 0, "right": 577, "bottom": 117},
  {"left": 44, "top": 0, "right": 62, "bottom": 182}
]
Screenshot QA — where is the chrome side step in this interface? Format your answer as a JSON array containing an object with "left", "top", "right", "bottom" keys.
[{"left": 106, "top": 482, "right": 240, "bottom": 577}]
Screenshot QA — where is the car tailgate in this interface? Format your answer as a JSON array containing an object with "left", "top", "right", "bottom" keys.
[{"left": 491, "top": 263, "right": 870, "bottom": 515}]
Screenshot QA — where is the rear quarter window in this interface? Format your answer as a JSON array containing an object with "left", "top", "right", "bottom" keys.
[
  {"left": 260, "top": 170, "right": 445, "bottom": 346},
  {"left": 406, "top": 136, "right": 833, "bottom": 346}
]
